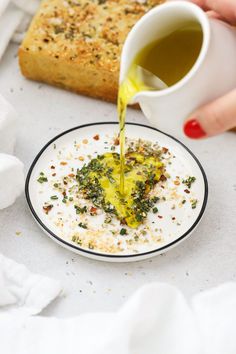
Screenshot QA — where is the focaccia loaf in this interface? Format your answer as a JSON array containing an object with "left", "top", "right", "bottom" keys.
[{"left": 19, "top": 0, "right": 164, "bottom": 102}]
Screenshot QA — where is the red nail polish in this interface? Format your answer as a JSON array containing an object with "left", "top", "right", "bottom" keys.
[{"left": 184, "top": 119, "right": 206, "bottom": 139}]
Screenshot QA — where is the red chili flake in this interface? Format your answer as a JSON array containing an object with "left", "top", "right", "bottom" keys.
[
  {"left": 114, "top": 137, "right": 120, "bottom": 146},
  {"left": 120, "top": 218, "right": 127, "bottom": 225},
  {"left": 158, "top": 215, "right": 163, "bottom": 219},
  {"left": 162, "top": 147, "right": 169, "bottom": 154},
  {"left": 62, "top": 191, "right": 66, "bottom": 197},
  {"left": 184, "top": 189, "right": 190, "bottom": 194},
  {"left": 93, "top": 134, "right": 100, "bottom": 141},
  {"left": 160, "top": 174, "right": 167, "bottom": 182},
  {"left": 51, "top": 165, "right": 55, "bottom": 169},
  {"left": 43, "top": 205, "right": 53, "bottom": 214},
  {"left": 52, "top": 173, "right": 56, "bottom": 177},
  {"left": 172, "top": 217, "right": 176, "bottom": 220},
  {"left": 68, "top": 173, "right": 75, "bottom": 178},
  {"left": 60, "top": 161, "right": 67, "bottom": 166},
  {"left": 90, "top": 206, "right": 97, "bottom": 215},
  {"left": 63, "top": 178, "right": 68, "bottom": 185}
]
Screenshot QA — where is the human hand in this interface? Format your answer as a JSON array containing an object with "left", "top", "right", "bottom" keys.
[{"left": 183, "top": 0, "right": 236, "bottom": 139}]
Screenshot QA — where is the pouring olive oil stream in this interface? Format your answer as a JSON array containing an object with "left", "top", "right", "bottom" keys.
[
  {"left": 118, "top": 22, "right": 203, "bottom": 194},
  {"left": 75, "top": 23, "right": 203, "bottom": 229}
]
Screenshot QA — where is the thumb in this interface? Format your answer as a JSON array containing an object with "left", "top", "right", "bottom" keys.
[{"left": 183, "top": 89, "right": 236, "bottom": 139}]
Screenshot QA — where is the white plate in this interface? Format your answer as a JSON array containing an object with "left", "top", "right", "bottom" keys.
[{"left": 25, "top": 122, "right": 208, "bottom": 262}]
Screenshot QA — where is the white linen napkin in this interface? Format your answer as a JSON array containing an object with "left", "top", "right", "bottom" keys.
[
  {"left": 0, "top": 252, "right": 62, "bottom": 315},
  {"left": 0, "top": 0, "right": 39, "bottom": 60},
  {"left": 0, "top": 93, "right": 24, "bottom": 209},
  {"left": 192, "top": 283, "right": 236, "bottom": 354},
  {"left": 1, "top": 262, "right": 236, "bottom": 354}
]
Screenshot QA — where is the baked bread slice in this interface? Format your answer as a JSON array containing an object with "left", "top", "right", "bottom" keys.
[{"left": 19, "top": 0, "right": 164, "bottom": 102}]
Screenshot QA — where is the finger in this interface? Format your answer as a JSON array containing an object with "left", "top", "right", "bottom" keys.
[
  {"left": 183, "top": 89, "right": 236, "bottom": 138},
  {"left": 185, "top": 0, "right": 236, "bottom": 25},
  {"left": 207, "top": 10, "right": 225, "bottom": 21},
  {"left": 206, "top": 10, "right": 233, "bottom": 25}
]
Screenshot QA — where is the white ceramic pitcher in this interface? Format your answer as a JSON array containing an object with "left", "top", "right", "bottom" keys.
[{"left": 120, "top": 1, "right": 236, "bottom": 137}]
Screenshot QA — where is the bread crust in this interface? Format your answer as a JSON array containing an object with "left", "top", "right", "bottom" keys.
[{"left": 19, "top": 0, "right": 164, "bottom": 102}]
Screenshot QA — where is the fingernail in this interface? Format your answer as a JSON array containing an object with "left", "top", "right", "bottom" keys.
[{"left": 184, "top": 119, "right": 206, "bottom": 139}]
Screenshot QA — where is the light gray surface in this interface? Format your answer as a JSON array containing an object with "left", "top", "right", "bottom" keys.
[{"left": 0, "top": 44, "right": 236, "bottom": 318}]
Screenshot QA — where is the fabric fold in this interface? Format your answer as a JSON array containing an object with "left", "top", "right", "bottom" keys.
[
  {"left": 11, "top": 0, "right": 40, "bottom": 15},
  {"left": 0, "top": 4, "right": 24, "bottom": 59},
  {"left": 0, "top": 0, "right": 40, "bottom": 60},
  {"left": 0, "top": 0, "right": 11, "bottom": 17},
  {"left": 0, "top": 253, "right": 236, "bottom": 354},
  {"left": 1, "top": 281, "right": 236, "bottom": 354},
  {"left": 0, "top": 253, "right": 62, "bottom": 315},
  {"left": 192, "top": 283, "right": 236, "bottom": 354}
]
